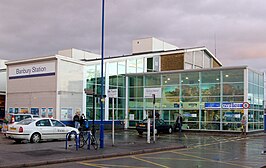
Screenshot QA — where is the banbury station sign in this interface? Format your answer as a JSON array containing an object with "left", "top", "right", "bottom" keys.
[{"left": 9, "top": 62, "right": 56, "bottom": 79}]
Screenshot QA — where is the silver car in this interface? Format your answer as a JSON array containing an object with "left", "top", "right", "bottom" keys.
[{"left": 6, "top": 118, "right": 79, "bottom": 143}]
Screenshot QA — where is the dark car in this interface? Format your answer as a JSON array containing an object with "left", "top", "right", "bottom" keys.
[
  {"left": 136, "top": 119, "right": 173, "bottom": 135},
  {"left": 0, "top": 119, "right": 3, "bottom": 131}
]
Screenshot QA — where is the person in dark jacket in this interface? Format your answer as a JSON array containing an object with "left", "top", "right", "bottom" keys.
[
  {"left": 73, "top": 112, "right": 80, "bottom": 129},
  {"left": 175, "top": 113, "right": 183, "bottom": 133},
  {"left": 80, "top": 113, "right": 85, "bottom": 127}
]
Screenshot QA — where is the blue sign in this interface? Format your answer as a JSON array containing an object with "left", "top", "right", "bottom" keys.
[
  {"left": 222, "top": 103, "right": 243, "bottom": 109},
  {"left": 205, "top": 102, "right": 243, "bottom": 109},
  {"left": 205, "top": 103, "right": 220, "bottom": 109}
]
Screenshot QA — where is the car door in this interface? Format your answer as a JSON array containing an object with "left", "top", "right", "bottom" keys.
[
  {"left": 35, "top": 119, "right": 53, "bottom": 140},
  {"left": 51, "top": 119, "right": 69, "bottom": 140},
  {"left": 157, "top": 119, "right": 168, "bottom": 132}
]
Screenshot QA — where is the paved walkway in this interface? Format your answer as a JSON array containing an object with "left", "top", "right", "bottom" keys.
[{"left": 0, "top": 130, "right": 186, "bottom": 168}]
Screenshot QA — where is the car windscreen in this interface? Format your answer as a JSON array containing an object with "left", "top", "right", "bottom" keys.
[
  {"left": 12, "top": 115, "right": 32, "bottom": 123},
  {"left": 17, "top": 119, "right": 35, "bottom": 125},
  {"left": 140, "top": 119, "right": 159, "bottom": 124}
]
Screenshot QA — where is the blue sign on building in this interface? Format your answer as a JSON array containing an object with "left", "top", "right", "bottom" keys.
[
  {"left": 205, "top": 102, "right": 243, "bottom": 109},
  {"left": 205, "top": 103, "right": 220, "bottom": 109},
  {"left": 222, "top": 102, "right": 243, "bottom": 109}
]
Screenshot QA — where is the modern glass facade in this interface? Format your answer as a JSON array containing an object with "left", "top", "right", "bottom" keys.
[
  {"left": 127, "top": 68, "right": 264, "bottom": 132},
  {"left": 84, "top": 48, "right": 264, "bottom": 132}
]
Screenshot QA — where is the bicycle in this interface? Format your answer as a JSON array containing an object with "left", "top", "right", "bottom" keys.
[{"left": 79, "top": 130, "right": 98, "bottom": 150}]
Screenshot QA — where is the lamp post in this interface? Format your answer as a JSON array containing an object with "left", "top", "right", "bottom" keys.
[{"left": 100, "top": 0, "right": 105, "bottom": 149}]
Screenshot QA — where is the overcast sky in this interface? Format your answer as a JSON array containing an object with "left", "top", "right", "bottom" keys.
[{"left": 1, "top": 0, "right": 266, "bottom": 72}]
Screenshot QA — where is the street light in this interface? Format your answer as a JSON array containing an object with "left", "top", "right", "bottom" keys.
[{"left": 100, "top": 0, "right": 105, "bottom": 149}]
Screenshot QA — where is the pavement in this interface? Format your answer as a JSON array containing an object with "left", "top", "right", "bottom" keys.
[
  {"left": 0, "top": 129, "right": 265, "bottom": 168},
  {"left": 0, "top": 129, "right": 187, "bottom": 168}
]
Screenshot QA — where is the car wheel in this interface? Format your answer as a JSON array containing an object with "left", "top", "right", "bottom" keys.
[
  {"left": 168, "top": 127, "right": 173, "bottom": 134},
  {"left": 30, "top": 133, "right": 41, "bottom": 143},
  {"left": 138, "top": 131, "right": 143, "bottom": 135}
]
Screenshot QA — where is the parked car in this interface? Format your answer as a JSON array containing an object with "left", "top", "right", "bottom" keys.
[
  {"left": 2, "top": 113, "right": 39, "bottom": 135},
  {"left": 0, "top": 119, "right": 3, "bottom": 131},
  {"left": 5, "top": 118, "right": 79, "bottom": 143},
  {"left": 136, "top": 118, "right": 173, "bottom": 135}
]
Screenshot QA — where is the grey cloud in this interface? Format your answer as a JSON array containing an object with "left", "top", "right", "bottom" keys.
[{"left": 1, "top": 0, "right": 266, "bottom": 71}]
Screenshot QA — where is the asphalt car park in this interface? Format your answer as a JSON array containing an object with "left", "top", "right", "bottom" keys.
[{"left": 21, "top": 132, "right": 266, "bottom": 168}]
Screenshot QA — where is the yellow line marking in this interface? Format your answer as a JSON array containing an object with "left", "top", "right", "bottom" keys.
[
  {"left": 78, "top": 162, "right": 106, "bottom": 168},
  {"left": 171, "top": 151, "right": 252, "bottom": 168},
  {"left": 131, "top": 156, "right": 169, "bottom": 168},
  {"left": 79, "top": 162, "right": 148, "bottom": 168},
  {"left": 180, "top": 151, "right": 228, "bottom": 155},
  {"left": 140, "top": 156, "right": 204, "bottom": 161},
  {"left": 211, "top": 136, "right": 218, "bottom": 141},
  {"left": 78, "top": 136, "right": 251, "bottom": 167},
  {"left": 78, "top": 155, "right": 130, "bottom": 163}
]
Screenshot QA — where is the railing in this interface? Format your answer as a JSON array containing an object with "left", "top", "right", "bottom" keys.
[{"left": 65, "top": 131, "right": 79, "bottom": 151}]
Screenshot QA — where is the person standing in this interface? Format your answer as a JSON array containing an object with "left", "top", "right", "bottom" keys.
[
  {"left": 175, "top": 113, "right": 183, "bottom": 133},
  {"left": 80, "top": 113, "right": 85, "bottom": 128},
  {"left": 241, "top": 115, "right": 247, "bottom": 138},
  {"left": 73, "top": 112, "right": 80, "bottom": 129}
]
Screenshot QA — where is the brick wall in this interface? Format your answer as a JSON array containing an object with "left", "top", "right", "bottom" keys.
[{"left": 161, "top": 53, "right": 184, "bottom": 71}]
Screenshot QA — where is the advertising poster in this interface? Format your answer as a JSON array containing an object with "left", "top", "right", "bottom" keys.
[
  {"left": 31, "top": 108, "right": 39, "bottom": 116},
  {"left": 67, "top": 108, "right": 73, "bottom": 120},
  {"left": 61, "top": 108, "right": 68, "bottom": 120},
  {"left": 129, "top": 114, "right": 134, "bottom": 121},
  {"left": 61, "top": 108, "right": 73, "bottom": 120},
  {"left": 48, "top": 108, "right": 53, "bottom": 118},
  {"left": 20, "top": 108, "right": 29, "bottom": 113},
  {"left": 41, "top": 108, "right": 46, "bottom": 117},
  {"left": 14, "top": 108, "right": 19, "bottom": 114},
  {"left": 9, "top": 108, "right": 13, "bottom": 113}
]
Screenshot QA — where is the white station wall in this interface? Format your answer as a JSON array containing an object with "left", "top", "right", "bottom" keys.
[
  {"left": 7, "top": 60, "right": 57, "bottom": 117},
  {"left": 58, "top": 59, "right": 84, "bottom": 121}
]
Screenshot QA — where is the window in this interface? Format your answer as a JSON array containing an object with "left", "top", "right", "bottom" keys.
[
  {"left": 145, "top": 75, "right": 161, "bottom": 86},
  {"left": 51, "top": 120, "right": 65, "bottom": 127},
  {"left": 118, "top": 61, "right": 126, "bottom": 74},
  {"left": 36, "top": 119, "right": 51, "bottom": 127},
  {"left": 147, "top": 58, "right": 153, "bottom": 72},
  {"left": 108, "top": 62, "right": 117, "bottom": 76},
  {"left": 127, "top": 59, "right": 137, "bottom": 73},
  {"left": 137, "top": 58, "right": 144, "bottom": 73},
  {"left": 181, "top": 72, "right": 199, "bottom": 84},
  {"left": 162, "top": 74, "right": 179, "bottom": 85},
  {"left": 223, "top": 70, "right": 244, "bottom": 82},
  {"left": 201, "top": 71, "right": 220, "bottom": 83}
]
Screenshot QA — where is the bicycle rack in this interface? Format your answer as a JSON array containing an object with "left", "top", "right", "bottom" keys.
[
  {"left": 87, "top": 132, "right": 91, "bottom": 150},
  {"left": 80, "top": 131, "right": 91, "bottom": 150},
  {"left": 65, "top": 131, "right": 79, "bottom": 151}
]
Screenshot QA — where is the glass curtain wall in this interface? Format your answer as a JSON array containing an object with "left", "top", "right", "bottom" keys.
[
  {"left": 85, "top": 64, "right": 105, "bottom": 121},
  {"left": 221, "top": 70, "right": 244, "bottom": 131},
  {"left": 248, "top": 69, "right": 264, "bottom": 131},
  {"left": 128, "top": 68, "right": 264, "bottom": 132},
  {"left": 85, "top": 57, "right": 145, "bottom": 123}
]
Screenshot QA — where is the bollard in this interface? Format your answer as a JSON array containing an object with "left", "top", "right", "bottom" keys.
[{"left": 147, "top": 118, "right": 150, "bottom": 144}]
